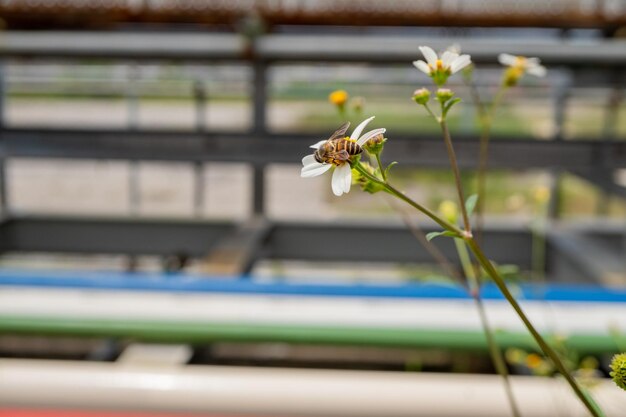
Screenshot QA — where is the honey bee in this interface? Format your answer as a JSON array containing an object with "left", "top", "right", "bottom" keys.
[{"left": 314, "top": 122, "right": 362, "bottom": 165}]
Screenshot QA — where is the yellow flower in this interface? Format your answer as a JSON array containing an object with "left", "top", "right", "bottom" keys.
[{"left": 329, "top": 90, "right": 349, "bottom": 106}]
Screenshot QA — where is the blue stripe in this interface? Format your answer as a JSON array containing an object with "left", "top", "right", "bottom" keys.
[{"left": 0, "top": 268, "right": 624, "bottom": 302}]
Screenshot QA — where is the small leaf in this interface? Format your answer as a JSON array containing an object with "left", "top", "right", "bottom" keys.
[
  {"left": 465, "top": 194, "right": 479, "bottom": 216},
  {"left": 443, "top": 97, "right": 462, "bottom": 117},
  {"left": 426, "top": 230, "right": 458, "bottom": 241},
  {"left": 384, "top": 161, "right": 398, "bottom": 178}
]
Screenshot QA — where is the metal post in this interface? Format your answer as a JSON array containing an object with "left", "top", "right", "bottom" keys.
[
  {"left": 552, "top": 74, "right": 571, "bottom": 140},
  {"left": 193, "top": 80, "right": 207, "bottom": 132},
  {"left": 127, "top": 64, "right": 140, "bottom": 216},
  {"left": 547, "top": 170, "right": 562, "bottom": 220},
  {"left": 251, "top": 47, "right": 267, "bottom": 216},
  {"left": 252, "top": 60, "right": 267, "bottom": 135},
  {"left": 193, "top": 161, "right": 204, "bottom": 218},
  {"left": 0, "top": 60, "right": 8, "bottom": 218},
  {"left": 252, "top": 165, "right": 265, "bottom": 216}
]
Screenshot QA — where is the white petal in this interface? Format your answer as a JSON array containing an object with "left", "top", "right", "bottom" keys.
[
  {"left": 301, "top": 162, "right": 332, "bottom": 178},
  {"left": 350, "top": 116, "right": 375, "bottom": 142},
  {"left": 356, "top": 128, "right": 386, "bottom": 146},
  {"left": 450, "top": 54, "right": 471, "bottom": 74},
  {"left": 419, "top": 46, "right": 438, "bottom": 67},
  {"left": 527, "top": 65, "right": 547, "bottom": 77},
  {"left": 441, "top": 51, "right": 457, "bottom": 68},
  {"left": 302, "top": 154, "right": 316, "bottom": 166},
  {"left": 413, "top": 60, "right": 431, "bottom": 75},
  {"left": 498, "top": 53, "right": 517, "bottom": 66},
  {"left": 332, "top": 163, "right": 351, "bottom": 196},
  {"left": 310, "top": 140, "right": 327, "bottom": 149},
  {"left": 446, "top": 44, "right": 461, "bottom": 55},
  {"left": 526, "top": 57, "right": 541, "bottom": 66}
]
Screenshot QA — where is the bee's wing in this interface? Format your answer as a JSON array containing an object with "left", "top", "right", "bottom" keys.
[
  {"left": 325, "top": 149, "right": 351, "bottom": 162},
  {"left": 328, "top": 122, "right": 351, "bottom": 140}
]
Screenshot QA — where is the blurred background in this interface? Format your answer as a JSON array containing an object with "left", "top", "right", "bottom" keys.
[{"left": 0, "top": 1, "right": 625, "bottom": 416}]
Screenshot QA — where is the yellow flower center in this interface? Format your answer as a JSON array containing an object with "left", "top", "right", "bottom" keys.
[
  {"left": 345, "top": 136, "right": 356, "bottom": 142},
  {"left": 436, "top": 59, "right": 444, "bottom": 70},
  {"left": 514, "top": 56, "right": 528, "bottom": 69}
]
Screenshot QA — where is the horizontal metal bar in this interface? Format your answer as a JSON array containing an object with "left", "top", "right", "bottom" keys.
[
  {"left": 0, "top": 216, "right": 530, "bottom": 266},
  {"left": 0, "top": 217, "right": 235, "bottom": 257},
  {"left": 1, "top": 32, "right": 625, "bottom": 68},
  {"left": 2, "top": 128, "right": 624, "bottom": 169}
]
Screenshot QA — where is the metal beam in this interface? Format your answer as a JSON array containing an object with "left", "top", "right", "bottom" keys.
[
  {"left": 1, "top": 32, "right": 625, "bottom": 69},
  {"left": 0, "top": 216, "right": 532, "bottom": 268},
  {"left": 1, "top": 128, "right": 625, "bottom": 169},
  {"left": 0, "top": 217, "right": 235, "bottom": 257}
]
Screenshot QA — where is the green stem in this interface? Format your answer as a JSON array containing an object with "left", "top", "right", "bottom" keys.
[
  {"left": 473, "top": 293, "right": 522, "bottom": 417},
  {"left": 476, "top": 85, "right": 508, "bottom": 241},
  {"left": 465, "top": 237, "right": 602, "bottom": 417},
  {"left": 375, "top": 153, "right": 387, "bottom": 182},
  {"left": 353, "top": 162, "right": 462, "bottom": 236},
  {"left": 455, "top": 240, "right": 521, "bottom": 417},
  {"left": 440, "top": 119, "right": 471, "bottom": 234},
  {"left": 354, "top": 159, "right": 601, "bottom": 417}
]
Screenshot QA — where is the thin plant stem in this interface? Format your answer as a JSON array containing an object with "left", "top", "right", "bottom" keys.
[
  {"left": 440, "top": 119, "right": 471, "bottom": 234},
  {"left": 388, "top": 200, "right": 467, "bottom": 291},
  {"left": 353, "top": 162, "right": 602, "bottom": 416},
  {"left": 454, "top": 239, "right": 521, "bottom": 417},
  {"left": 353, "top": 162, "right": 462, "bottom": 235},
  {"left": 465, "top": 237, "right": 603, "bottom": 417},
  {"left": 433, "top": 104, "right": 602, "bottom": 416},
  {"left": 472, "top": 291, "right": 522, "bottom": 417},
  {"left": 476, "top": 85, "right": 508, "bottom": 241},
  {"left": 375, "top": 153, "right": 387, "bottom": 182}
]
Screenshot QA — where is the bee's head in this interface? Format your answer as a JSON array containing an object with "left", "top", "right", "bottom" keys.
[{"left": 314, "top": 149, "right": 324, "bottom": 163}]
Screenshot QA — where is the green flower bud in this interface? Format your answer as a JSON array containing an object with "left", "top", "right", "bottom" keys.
[
  {"left": 610, "top": 353, "right": 626, "bottom": 391},
  {"left": 352, "top": 162, "right": 385, "bottom": 194},
  {"left": 351, "top": 96, "right": 365, "bottom": 114},
  {"left": 412, "top": 88, "right": 430, "bottom": 105},
  {"left": 363, "top": 133, "right": 387, "bottom": 156},
  {"left": 436, "top": 88, "right": 455, "bottom": 104}
]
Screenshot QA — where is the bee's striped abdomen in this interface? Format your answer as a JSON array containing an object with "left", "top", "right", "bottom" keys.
[{"left": 336, "top": 139, "right": 362, "bottom": 156}]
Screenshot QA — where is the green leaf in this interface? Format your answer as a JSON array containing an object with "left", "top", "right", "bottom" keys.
[
  {"left": 442, "top": 97, "right": 462, "bottom": 117},
  {"left": 465, "top": 194, "right": 479, "bottom": 216},
  {"left": 426, "top": 230, "right": 458, "bottom": 241},
  {"left": 384, "top": 161, "right": 398, "bottom": 178}
]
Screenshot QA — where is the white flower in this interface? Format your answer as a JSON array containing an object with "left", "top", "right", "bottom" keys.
[
  {"left": 498, "top": 53, "right": 546, "bottom": 77},
  {"left": 413, "top": 46, "right": 472, "bottom": 85},
  {"left": 301, "top": 116, "right": 386, "bottom": 197}
]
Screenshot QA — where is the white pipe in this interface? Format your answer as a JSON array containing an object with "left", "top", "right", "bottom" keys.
[
  {"left": 0, "top": 360, "right": 624, "bottom": 417},
  {"left": 0, "top": 287, "right": 624, "bottom": 335}
]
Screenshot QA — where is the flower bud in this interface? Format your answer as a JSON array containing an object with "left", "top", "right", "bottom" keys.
[
  {"left": 436, "top": 88, "right": 455, "bottom": 104},
  {"left": 329, "top": 90, "right": 349, "bottom": 107},
  {"left": 352, "top": 162, "right": 385, "bottom": 194},
  {"left": 364, "top": 133, "right": 387, "bottom": 155},
  {"left": 412, "top": 88, "right": 430, "bottom": 105},
  {"left": 610, "top": 353, "right": 626, "bottom": 391},
  {"left": 351, "top": 96, "right": 365, "bottom": 113}
]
